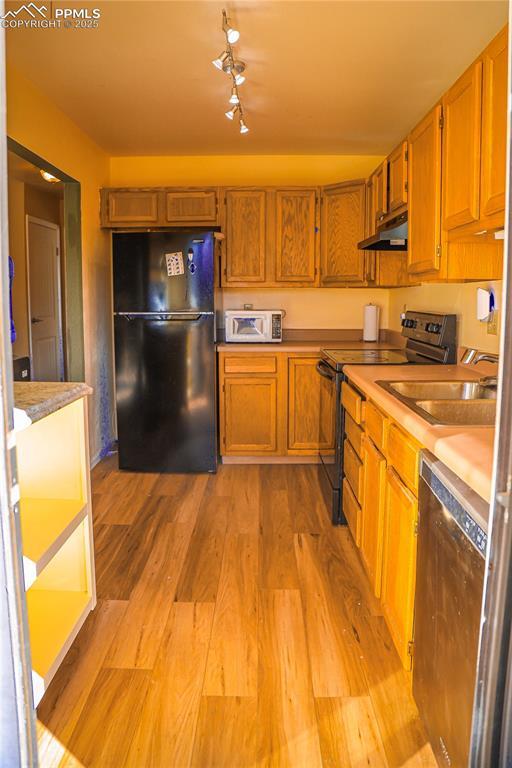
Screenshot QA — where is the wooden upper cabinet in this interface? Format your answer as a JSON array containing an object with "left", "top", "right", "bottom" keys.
[
  {"left": 320, "top": 181, "right": 366, "bottom": 284},
  {"left": 275, "top": 189, "right": 317, "bottom": 283},
  {"left": 381, "top": 467, "right": 418, "bottom": 669},
  {"left": 481, "top": 26, "right": 508, "bottom": 218},
  {"left": 388, "top": 141, "right": 408, "bottom": 213},
  {"left": 223, "top": 189, "right": 266, "bottom": 284},
  {"left": 103, "top": 190, "right": 159, "bottom": 225},
  {"left": 288, "top": 356, "right": 334, "bottom": 452},
  {"left": 373, "top": 161, "right": 388, "bottom": 225},
  {"left": 165, "top": 190, "right": 217, "bottom": 223},
  {"left": 442, "top": 60, "right": 483, "bottom": 231},
  {"left": 408, "top": 105, "right": 443, "bottom": 275}
]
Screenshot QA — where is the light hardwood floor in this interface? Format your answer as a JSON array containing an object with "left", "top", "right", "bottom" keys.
[{"left": 37, "top": 457, "right": 437, "bottom": 767}]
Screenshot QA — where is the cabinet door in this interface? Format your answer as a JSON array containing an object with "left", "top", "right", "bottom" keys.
[
  {"left": 408, "top": 105, "right": 443, "bottom": 274},
  {"left": 166, "top": 190, "right": 217, "bottom": 223},
  {"left": 388, "top": 141, "right": 408, "bottom": 212},
  {"left": 373, "top": 161, "right": 388, "bottom": 225},
  {"left": 365, "top": 177, "right": 376, "bottom": 237},
  {"left": 481, "top": 27, "right": 508, "bottom": 218},
  {"left": 223, "top": 189, "right": 266, "bottom": 284},
  {"left": 361, "top": 435, "right": 387, "bottom": 597},
  {"left": 288, "top": 357, "right": 334, "bottom": 452},
  {"left": 381, "top": 467, "right": 418, "bottom": 669},
  {"left": 320, "top": 182, "right": 366, "bottom": 284},
  {"left": 104, "top": 190, "right": 159, "bottom": 225},
  {"left": 275, "top": 189, "right": 317, "bottom": 283},
  {"left": 442, "top": 61, "right": 483, "bottom": 231},
  {"left": 222, "top": 377, "right": 278, "bottom": 453}
]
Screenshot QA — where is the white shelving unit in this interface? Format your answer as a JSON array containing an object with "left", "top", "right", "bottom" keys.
[{"left": 16, "top": 396, "right": 95, "bottom": 706}]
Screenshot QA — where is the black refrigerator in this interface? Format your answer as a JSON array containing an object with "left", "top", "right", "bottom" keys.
[{"left": 112, "top": 230, "right": 217, "bottom": 473}]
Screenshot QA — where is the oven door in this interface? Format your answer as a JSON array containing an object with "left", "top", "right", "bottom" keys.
[{"left": 316, "top": 359, "right": 344, "bottom": 523}]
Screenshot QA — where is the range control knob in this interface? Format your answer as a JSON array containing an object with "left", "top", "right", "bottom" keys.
[{"left": 426, "top": 322, "right": 442, "bottom": 333}]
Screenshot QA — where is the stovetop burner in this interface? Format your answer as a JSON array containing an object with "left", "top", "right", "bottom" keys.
[{"left": 323, "top": 348, "right": 410, "bottom": 368}]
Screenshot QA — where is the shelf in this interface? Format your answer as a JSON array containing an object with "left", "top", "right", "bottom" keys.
[
  {"left": 20, "top": 498, "right": 87, "bottom": 589},
  {"left": 26, "top": 589, "right": 92, "bottom": 706}
]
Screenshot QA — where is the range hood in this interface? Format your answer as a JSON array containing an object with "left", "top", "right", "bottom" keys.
[{"left": 358, "top": 211, "right": 408, "bottom": 251}]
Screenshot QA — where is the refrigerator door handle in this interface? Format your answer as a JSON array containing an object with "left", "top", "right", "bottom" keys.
[{"left": 115, "top": 311, "right": 214, "bottom": 321}]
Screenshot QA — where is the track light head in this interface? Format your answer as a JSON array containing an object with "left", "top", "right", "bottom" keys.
[
  {"left": 225, "top": 105, "right": 239, "bottom": 120},
  {"left": 234, "top": 73, "right": 245, "bottom": 86},
  {"left": 229, "top": 86, "right": 240, "bottom": 105},
  {"left": 212, "top": 50, "right": 229, "bottom": 70},
  {"left": 239, "top": 118, "right": 249, "bottom": 134},
  {"left": 222, "top": 9, "right": 239, "bottom": 44}
]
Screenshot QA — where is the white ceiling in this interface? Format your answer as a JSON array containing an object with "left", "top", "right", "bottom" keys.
[{"left": 6, "top": 0, "right": 509, "bottom": 156}]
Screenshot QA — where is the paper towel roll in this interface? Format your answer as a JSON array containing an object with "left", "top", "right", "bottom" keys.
[{"left": 363, "top": 304, "right": 379, "bottom": 342}]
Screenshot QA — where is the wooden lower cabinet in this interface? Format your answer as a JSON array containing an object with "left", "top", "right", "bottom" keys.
[
  {"left": 361, "top": 435, "right": 387, "bottom": 598},
  {"left": 222, "top": 377, "right": 279, "bottom": 454},
  {"left": 219, "top": 352, "right": 335, "bottom": 458},
  {"left": 381, "top": 467, "right": 419, "bottom": 670},
  {"left": 288, "top": 357, "right": 334, "bottom": 452}
]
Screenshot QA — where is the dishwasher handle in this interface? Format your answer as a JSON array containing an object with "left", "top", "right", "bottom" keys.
[{"left": 316, "top": 360, "right": 336, "bottom": 381}]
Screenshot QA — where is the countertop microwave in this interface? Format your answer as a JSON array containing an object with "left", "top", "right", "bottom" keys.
[{"left": 224, "top": 309, "right": 284, "bottom": 343}]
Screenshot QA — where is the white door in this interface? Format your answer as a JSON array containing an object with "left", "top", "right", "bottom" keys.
[{"left": 26, "top": 216, "right": 63, "bottom": 381}]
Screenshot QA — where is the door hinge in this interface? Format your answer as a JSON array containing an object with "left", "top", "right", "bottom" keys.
[
  {"left": 404, "top": 181, "right": 408, "bottom": 192},
  {"left": 408, "top": 640, "right": 415, "bottom": 657},
  {"left": 404, "top": 149, "right": 408, "bottom": 162},
  {"left": 414, "top": 519, "right": 419, "bottom": 536},
  {"left": 222, "top": 383, "right": 225, "bottom": 393},
  {"left": 436, "top": 244, "right": 442, "bottom": 258},
  {"left": 439, "top": 111, "right": 444, "bottom": 130}
]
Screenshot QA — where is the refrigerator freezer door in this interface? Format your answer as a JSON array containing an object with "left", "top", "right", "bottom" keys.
[
  {"left": 113, "top": 231, "right": 215, "bottom": 313},
  {"left": 114, "top": 313, "right": 217, "bottom": 473}
]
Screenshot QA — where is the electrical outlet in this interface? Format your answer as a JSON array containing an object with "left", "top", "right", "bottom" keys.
[{"left": 487, "top": 310, "right": 499, "bottom": 336}]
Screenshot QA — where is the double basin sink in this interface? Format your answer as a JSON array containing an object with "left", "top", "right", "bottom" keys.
[{"left": 377, "top": 380, "right": 497, "bottom": 426}]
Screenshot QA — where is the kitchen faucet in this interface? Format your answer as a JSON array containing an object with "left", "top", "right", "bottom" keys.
[{"left": 461, "top": 348, "right": 499, "bottom": 387}]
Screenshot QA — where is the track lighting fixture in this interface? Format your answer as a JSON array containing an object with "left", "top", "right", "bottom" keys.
[{"left": 213, "top": 9, "right": 250, "bottom": 135}]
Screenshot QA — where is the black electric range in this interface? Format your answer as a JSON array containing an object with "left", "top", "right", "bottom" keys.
[{"left": 316, "top": 311, "right": 457, "bottom": 525}]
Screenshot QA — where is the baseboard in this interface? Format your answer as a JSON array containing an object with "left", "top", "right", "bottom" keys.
[{"left": 221, "top": 456, "right": 321, "bottom": 464}]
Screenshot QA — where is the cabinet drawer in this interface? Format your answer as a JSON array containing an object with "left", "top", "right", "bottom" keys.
[
  {"left": 344, "top": 439, "right": 364, "bottom": 502},
  {"left": 387, "top": 424, "right": 421, "bottom": 493},
  {"left": 345, "top": 414, "right": 363, "bottom": 457},
  {"left": 365, "top": 401, "right": 389, "bottom": 452},
  {"left": 343, "top": 478, "right": 361, "bottom": 547},
  {"left": 342, "top": 382, "right": 364, "bottom": 424},
  {"left": 223, "top": 355, "right": 277, "bottom": 374}
]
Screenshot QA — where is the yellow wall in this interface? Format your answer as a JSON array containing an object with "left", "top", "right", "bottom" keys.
[
  {"left": 388, "top": 281, "right": 503, "bottom": 354},
  {"left": 221, "top": 289, "right": 390, "bottom": 331},
  {"left": 6, "top": 66, "right": 113, "bottom": 462},
  {"left": 109, "top": 155, "right": 384, "bottom": 187}
]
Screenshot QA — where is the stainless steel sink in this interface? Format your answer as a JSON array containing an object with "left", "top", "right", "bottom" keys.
[
  {"left": 414, "top": 399, "right": 496, "bottom": 426},
  {"left": 381, "top": 380, "right": 497, "bottom": 401},
  {"left": 376, "top": 379, "right": 497, "bottom": 426}
]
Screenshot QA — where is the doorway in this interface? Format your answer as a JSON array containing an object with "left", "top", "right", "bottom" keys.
[
  {"left": 6, "top": 139, "right": 85, "bottom": 384},
  {"left": 26, "top": 216, "right": 64, "bottom": 381}
]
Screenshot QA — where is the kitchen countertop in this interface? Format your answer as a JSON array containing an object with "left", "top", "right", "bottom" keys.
[
  {"left": 216, "top": 340, "right": 400, "bottom": 353},
  {"left": 343, "top": 364, "right": 495, "bottom": 508},
  {"left": 14, "top": 381, "right": 93, "bottom": 424}
]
